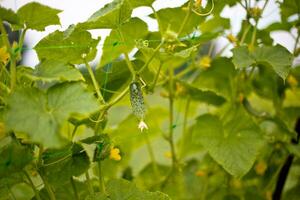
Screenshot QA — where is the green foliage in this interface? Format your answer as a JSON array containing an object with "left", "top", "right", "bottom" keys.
[
  {"left": 0, "top": 0, "right": 299, "bottom": 199},
  {"left": 193, "top": 106, "right": 264, "bottom": 177},
  {"left": 232, "top": 45, "right": 294, "bottom": 80},
  {"left": 4, "top": 83, "right": 99, "bottom": 148},
  {"left": 17, "top": 2, "right": 62, "bottom": 31}
]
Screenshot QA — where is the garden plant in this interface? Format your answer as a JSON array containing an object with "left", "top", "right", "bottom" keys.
[{"left": 0, "top": 0, "right": 300, "bottom": 199}]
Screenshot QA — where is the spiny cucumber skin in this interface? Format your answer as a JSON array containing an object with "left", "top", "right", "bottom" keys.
[{"left": 129, "top": 82, "right": 146, "bottom": 120}]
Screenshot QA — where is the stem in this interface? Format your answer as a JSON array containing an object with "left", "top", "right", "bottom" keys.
[
  {"left": 240, "top": 23, "right": 251, "bottom": 45},
  {"left": 7, "top": 185, "right": 16, "bottom": 200},
  {"left": 150, "top": 5, "right": 163, "bottom": 36},
  {"left": 71, "top": 125, "right": 78, "bottom": 140},
  {"left": 137, "top": 41, "right": 164, "bottom": 75},
  {"left": 39, "top": 170, "right": 56, "bottom": 200},
  {"left": 0, "top": 20, "right": 10, "bottom": 48},
  {"left": 117, "top": 29, "right": 136, "bottom": 80},
  {"left": 70, "top": 177, "right": 79, "bottom": 200},
  {"left": 177, "top": 0, "right": 193, "bottom": 36},
  {"left": 168, "top": 66, "right": 177, "bottom": 167},
  {"left": 84, "top": 59, "right": 105, "bottom": 104},
  {"left": 149, "top": 63, "right": 162, "bottom": 92},
  {"left": 144, "top": 133, "right": 160, "bottom": 178},
  {"left": 23, "top": 171, "right": 41, "bottom": 200},
  {"left": 9, "top": 56, "right": 16, "bottom": 91},
  {"left": 179, "top": 97, "right": 191, "bottom": 159},
  {"left": 105, "top": 87, "right": 129, "bottom": 110},
  {"left": 85, "top": 172, "right": 94, "bottom": 195},
  {"left": 272, "top": 118, "right": 300, "bottom": 200},
  {"left": 97, "top": 161, "right": 106, "bottom": 193}
]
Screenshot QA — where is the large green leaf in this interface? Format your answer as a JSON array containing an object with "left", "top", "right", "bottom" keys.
[
  {"left": 42, "top": 143, "right": 90, "bottom": 186},
  {"left": 35, "top": 29, "right": 100, "bottom": 64},
  {"left": 106, "top": 179, "right": 170, "bottom": 200},
  {"left": 0, "top": 6, "right": 20, "bottom": 25},
  {"left": 177, "top": 81, "right": 226, "bottom": 106},
  {"left": 232, "top": 45, "right": 294, "bottom": 80},
  {"left": 200, "top": 15, "right": 230, "bottom": 33},
  {"left": 77, "top": 0, "right": 132, "bottom": 30},
  {"left": 127, "top": 0, "right": 155, "bottom": 8},
  {"left": 150, "top": 5, "right": 204, "bottom": 36},
  {"left": 192, "top": 57, "right": 236, "bottom": 100},
  {"left": 100, "top": 17, "right": 148, "bottom": 66},
  {"left": 17, "top": 2, "right": 61, "bottom": 31},
  {"left": 0, "top": 136, "right": 33, "bottom": 177},
  {"left": 280, "top": 0, "right": 300, "bottom": 21},
  {"left": 4, "top": 82, "right": 100, "bottom": 148},
  {"left": 192, "top": 106, "right": 264, "bottom": 177},
  {"left": 31, "top": 60, "right": 84, "bottom": 82}
]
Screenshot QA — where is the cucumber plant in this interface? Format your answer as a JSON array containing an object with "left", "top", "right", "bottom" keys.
[{"left": 0, "top": 0, "right": 300, "bottom": 199}]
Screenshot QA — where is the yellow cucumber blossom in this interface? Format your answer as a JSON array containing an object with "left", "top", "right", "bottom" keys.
[
  {"left": 0, "top": 46, "right": 10, "bottom": 65},
  {"left": 109, "top": 147, "right": 121, "bottom": 161}
]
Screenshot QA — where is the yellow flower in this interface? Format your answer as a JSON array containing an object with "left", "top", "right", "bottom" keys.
[
  {"left": 164, "top": 151, "right": 172, "bottom": 159},
  {"left": 255, "top": 161, "right": 267, "bottom": 175},
  {"left": 287, "top": 75, "right": 298, "bottom": 88},
  {"left": 199, "top": 55, "right": 211, "bottom": 69},
  {"left": 227, "top": 34, "right": 237, "bottom": 44},
  {"left": 109, "top": 147, "right": 121, "bottom": 161},
  {"left": 194, "top": 0, "right": 202, "bottom": 8},
  {"left": 195, "top": 170, "right": 206, "bottom": 177},
  {"left": 0, "top": 46, "right": 10, "bottom": 65}
]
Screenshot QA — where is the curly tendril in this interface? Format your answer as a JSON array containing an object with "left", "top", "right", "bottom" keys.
[{"left": 192, "top": 0, "right": 214, "bottom": 16}]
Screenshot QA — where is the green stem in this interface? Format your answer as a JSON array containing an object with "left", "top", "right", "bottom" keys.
[
  {"left": 150, "top": 5, "right": 163, "bottom": 37},
  {"left": 168, "top": 66, "right": 178, "bottom": 167},
  {"left": 239, "top": 23, "right": 251, "bottom": 45},
  {"left": 7, "top": 185, "right": 16, "bottom": 200},
  {"left": 149, "top": 63, "right": 162, "bottom": 92},
  {"left": 98, "top": 160, "right": 106, "bottom": 193},
  {"left": 177, "top": 0, "right": 193, "bottom": 36},
  {"left": 70, "top": 177, "right": 79, "bottom": 200},
  {"left": 39, "top": 170, "right": 56, "bottom": 200},
  {"left": 105, "top": 87, "right": 129, "bottom": 110},
  {"left": 117, "top": 29, "right": 136, "bottom": 80},
  {"left": 0, "top": 20, "right": 10, "bottom": 48},
  {"left": 85, "top": 172, "right": 94, "bottom": 195},
  {"left": 71, "top": 125, "right": 78, "bottom": 140},
  {"left": 24, "top": 171, "right": 41, "bottom": 200},
  {"left": 9, "top": 56, "right": 16, "bottom": 91},
  {"left": 179, "top": 97, "right": 191, "bottom": 160},
  {"left": 137, "top": 41, "right": 164, "bottom": 75},
  {"left": 84, "top": 59, "right": 105, "bottom": 104}
]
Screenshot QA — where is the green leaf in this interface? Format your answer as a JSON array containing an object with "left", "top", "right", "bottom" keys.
[
  {"left": 232, "top": 46, "right": 254, "bottom": 69},
  {"left": 232, "top": 45, "right": 294, "bottom": 80},
  {"left": 127, "top": 0, "right": 155, "bottom": 8},
  {"left": 192, "top": 57, "right": 236, "bottom": 100},
  {"left": 150, "top": 5, "right": 204, "bottom": 36},
  {"left": 42, "top": 143, "right": 90, "bottom": 185},
  {"left": 35, "top": 29, "right": 100, "bottom": 64},
  {"left": 100, "top": 17, "right": 148, "bottom": 66},
  {"left": 77, "top": 0, "right": 132, "bottom": 30},
  {"left": 31, "top": 60, "right": 84, "bottom": 82},
  {"left": 200, "top": 15, "right": 230, "bottom": 33},
  {"left": 0, "top": 136, "right": 33, "bottom": 177},
  {"left": 5, "top": 82, "right": 100, "bottom": 148},
  {"left": 17, "top": 2, "right": 61, "bottom": 31},
  {"left": 0, "top": 6, "right": 20, "bottom": 25},
  {"left": 177, "top": 81, "right": 226, "bottom": 106},
  {"left": 280, "top": 0, "right": 300, "bottom": 21},
  {"left": 192, "top": 106, "right": 264, "bottom": 177},
  {"left": 106, "top": 179, "right": 171, "bottom": 200}
]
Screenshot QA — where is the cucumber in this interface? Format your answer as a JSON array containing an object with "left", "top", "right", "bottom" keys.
[{"left": 129, "top": 81, "right": 146, "bottom": 120}]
